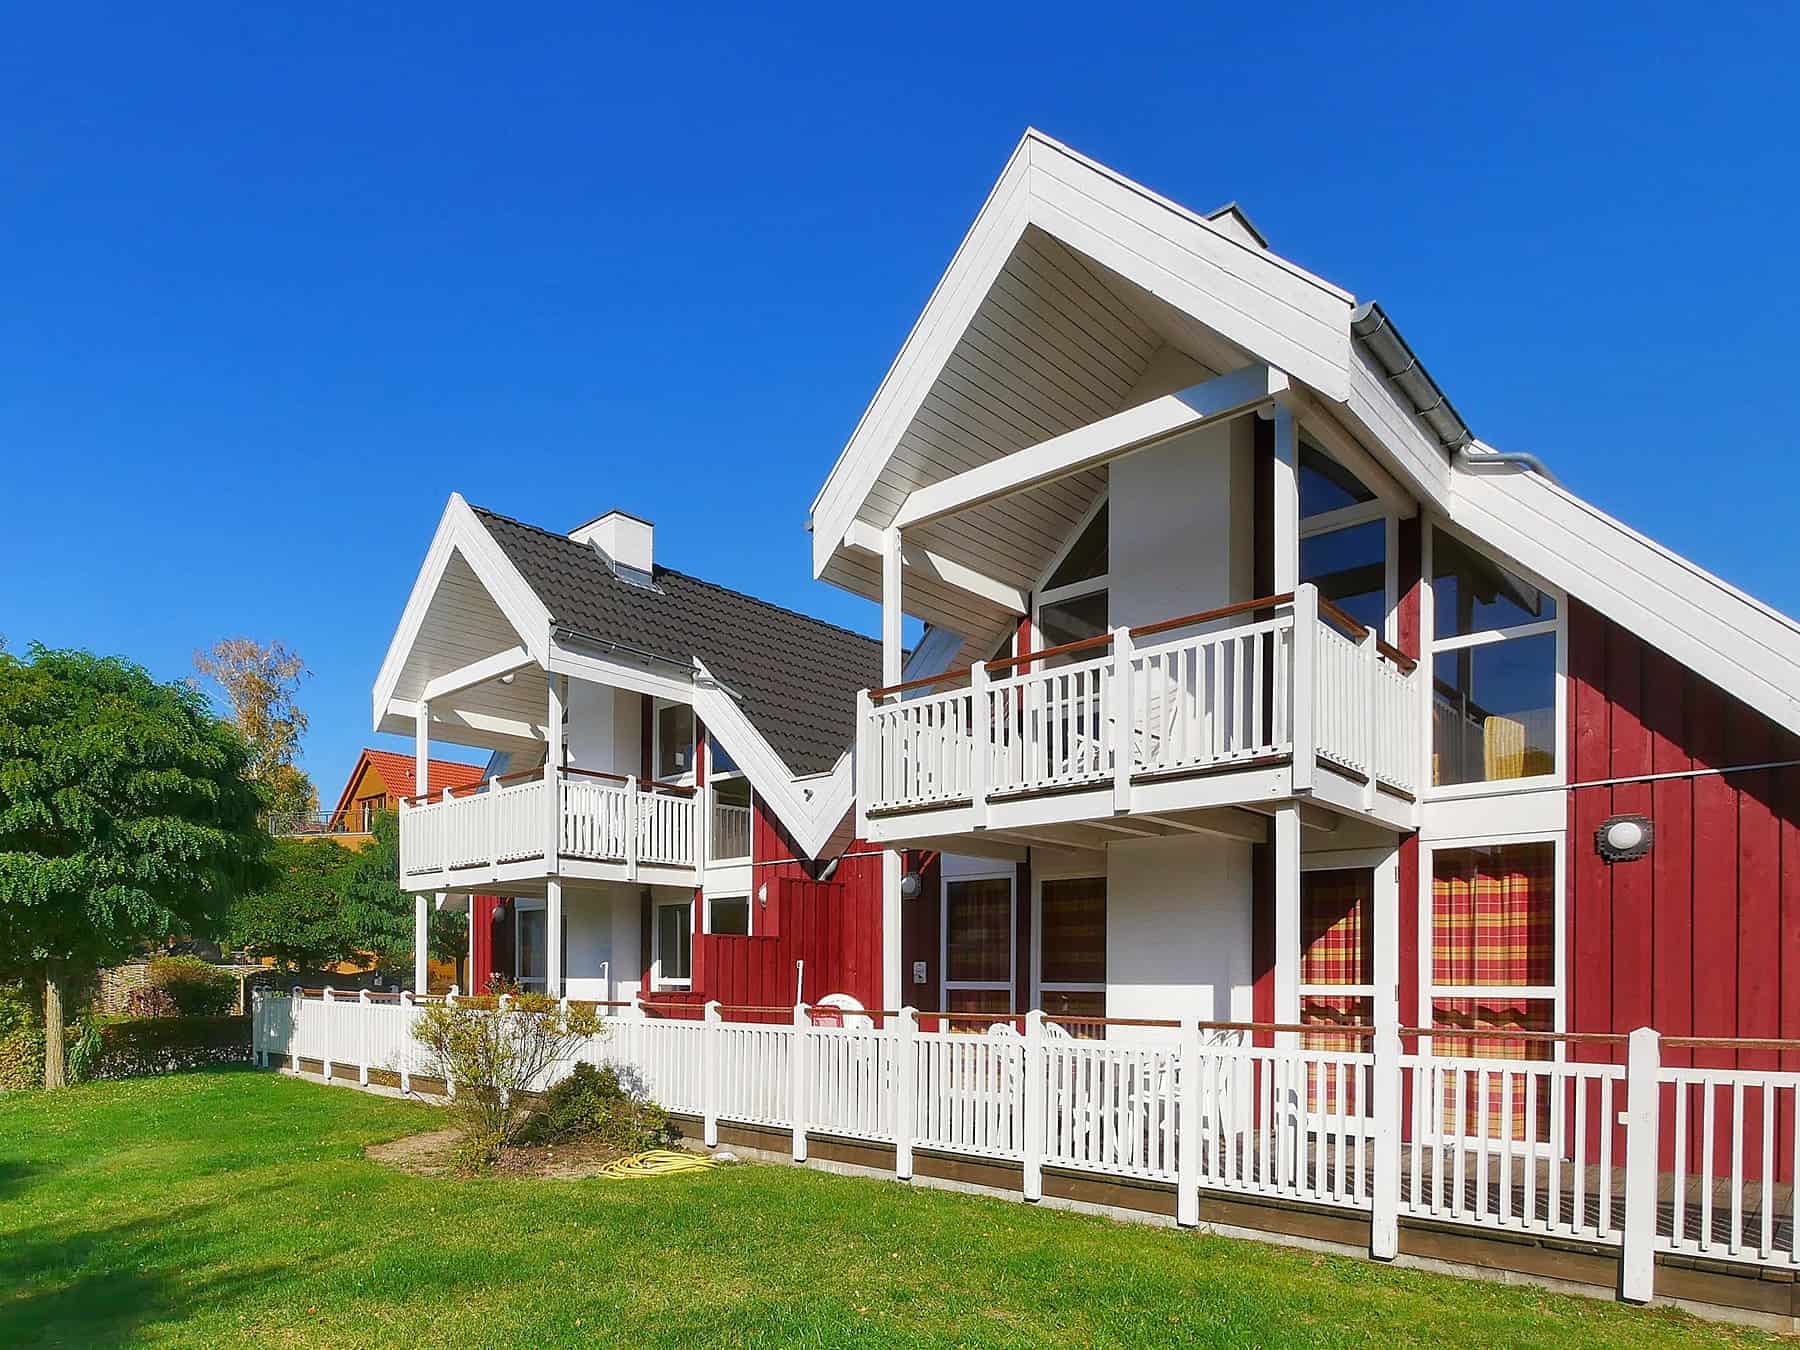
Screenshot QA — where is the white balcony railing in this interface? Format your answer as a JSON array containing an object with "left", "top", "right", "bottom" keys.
[
  {"left": 859, "top": 585, "right": 1420, "bottom": 818},
  {"left": 399, "top": 768, "right": 699, "bottom": 879}
]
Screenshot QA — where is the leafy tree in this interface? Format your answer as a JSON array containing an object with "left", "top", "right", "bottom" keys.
[
  {"left": 227, "top": 837, "right": 357, "bottom": 970},
  {"left": 337, "top": 813, "right": 467, "bottom": 972},
  {"left": 193, "top": 638, "right": 317, "bottom": 821},
  {"left": 0, "top": 646, "right": 267, "bottom": 1087}
]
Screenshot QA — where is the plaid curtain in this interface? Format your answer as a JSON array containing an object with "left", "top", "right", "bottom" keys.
[
  {"left": 1428, "top": 999, "right": 1553, "bottom": 1138},
  {"left": 1300, "top": 871, "right": 1373, "bottom": 1107},
  {"left": 1431, "top": 843, "right": 1554, "bottom": 987}
]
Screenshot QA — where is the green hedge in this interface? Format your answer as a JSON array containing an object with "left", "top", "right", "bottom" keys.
[
  {"left": 0, "top": 1026, "right": 45, "bottom": 1091},
  {"left": 86, "top": 1015, "right": 252, "bottom": 1080}
]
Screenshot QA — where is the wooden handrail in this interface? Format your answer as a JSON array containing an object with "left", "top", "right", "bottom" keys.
[
  {"left": 1398, "top": 1026, "right": 1627, "bottom": 1045},
  {"left": 1127, "top": 592, "right": 1295, "bottom": 642},
  {"left": 560, "top": 765, "right": 695, "bottom": 796},
  {"left": 1316, "top": 595, "right": 1419, "bottom": 674}
]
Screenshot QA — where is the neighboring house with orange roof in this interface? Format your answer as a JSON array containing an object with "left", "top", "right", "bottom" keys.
[{"left": 326, "top": 748, "right": 486, "bottom": 841}]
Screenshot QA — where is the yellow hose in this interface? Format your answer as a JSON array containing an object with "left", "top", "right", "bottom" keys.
[{"left": 596, "top": 1149, "right": 721, "bottom": 1179}]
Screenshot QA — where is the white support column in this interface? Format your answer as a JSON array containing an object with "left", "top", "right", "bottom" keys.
[
  {"left": 546, "top": 877, "right": 564, "bottom": 997},
  {"left": 1022, "top": 1009, "right": 1046, "bottom": 1202},
  {"left": 413, "top": 894, "right": 430, "bottom": 994},
  {"left": 970, "top": 661, "right": 991, "bottom": 828},
  {"left": 1177, "top": 1015, "right": 1201, "bottom": 1226},
  {"left": 625, "top": 776, "right": 640, "bottom": 882},
  {"left": 881, "top": 526, "right": 903, "bottom": 687},
  {"left": 1374, "top": 851, "right": 1400, "bottom": 1034},
  {"left": 894, "top": 1007, "right": 917, "bottom": 1180},
  {"left": 1369, "top": 1023, "right": 1401, "bottom": 1259},
  {"left": 1290, "top": 584, "right": 1318, "bottom": 794},
  {"left": 414, "top": 701, "right": 431, "bottom": 791},
  {"left": 1111, "top": 627, "right": 1134, "bottom": 811},
  {"left": 1272, "top": 804, "right": 1301, "bottom": 1048},
  {"left": 703, "top": 1000, "right": 722, "bottom": 1147},
  {"left": 1360, "top": 626, "right": 1380, "bottom": 810},
  {"left": 855, "top": 689, "right": 875, "bottom": 831},
  {"left": 1621, "top": 1027, "right": 1662, "bottom": 1303},
  {"left": 790, "top": 1002, "right": 811, "bottom": 1162},
  {"left": 1270, "top": 403, "right": 1299, "bottom": 592},
  {"left": 882, "top": 849, "right": 903, "bottom": 1012}
]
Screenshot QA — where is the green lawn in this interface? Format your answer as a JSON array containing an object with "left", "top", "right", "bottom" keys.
[{"left": 0, "top": 1071, "right": 1781, "bottom": 1347}]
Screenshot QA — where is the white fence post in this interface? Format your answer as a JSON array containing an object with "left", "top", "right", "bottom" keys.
[
  {"left": 1621, "top": 1027, "right": 1662, "bottom": 1303},
  {"left": 1112, "top": 627, "right": 1135, "bottom": 811},
  {"left": 855, "top": 689, "right": 875, "bottom": 829},
  {"left": 1370, "top": 1023, "right": 1402, "bottom": 1259},
  {"left": 543, "top": 762, "right": 560, "bottom": 874},
  {"left": 626, "top": 775, "right": 640, "bottom": 882},
  {"left": 357, "top": 989, "right": 371, "bottom": 1086},
  {"left": 321, "top": 987, "right": 335, "bottom": 1080},
  {"left": 1023, "top": 1010, "right": 1046, "bottom": 1202},
  {"left": 1177, "top": 1015, "right": 1200, "bottom": 1227},
  {"left": 290, "top": 986, "right": 302, "bottom": 1073},
  {"left": 1291, "top": 584, "right": 1317, "bottom": 793},
  {"left": 791, "top": 1002, "right": 810, "bottom": 1162},
  {"left": 399, "top": 990, "right": 414, "bottom": 1095},
  {"left": 250, "top": 988, "right": 265, "bottom": 1066},
  {"left": 1360, "top": 627, "right": 1379, "bottom": 810},
  {"left": 895, "top": 1007, "right": 917, "bottom": 1180},
  {"left": 970, "top": 662, "right": 990, "bottom": 828},
  {"left": 443, "top": 986, "right": 458, "bottom": 1099},
  {"left": 704, "top": 1001, "right": 722, "bottom": 1148}
]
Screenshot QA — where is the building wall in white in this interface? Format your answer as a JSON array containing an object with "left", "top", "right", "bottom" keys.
[
  {"left": 563, "top": 680, "right": 643, "bottom": 778},
  {"left": 558, "top": 882, "right": 643, "bottom": 1002}
]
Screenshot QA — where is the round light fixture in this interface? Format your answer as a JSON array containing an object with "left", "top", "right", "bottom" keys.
[
  {"left": 899, "top": 871, "right": 923, "bottom": 901},
  {"left": 1596, "top": 814, "right": 1653, "bottom": 863}
]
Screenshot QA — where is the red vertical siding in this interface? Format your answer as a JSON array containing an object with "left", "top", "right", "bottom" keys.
[{"left": 470, "top": 896, "right": 499, "bottom": 993}]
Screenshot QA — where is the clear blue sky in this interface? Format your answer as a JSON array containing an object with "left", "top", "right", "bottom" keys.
[{"left": 4, "top": 2, "right": 1796, "bottom": 799}]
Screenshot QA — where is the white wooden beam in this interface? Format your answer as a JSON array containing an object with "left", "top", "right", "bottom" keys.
[
  {"left": 1135, "top": 810, "right": 1269, "bottom": 846},
  {"left": 881, "top": 527, "right": 903, "bottom": 687},
  {"left": 844, "top": 521, "right": 1027, "bottom": 615},
  {"left": 892, "top": 364, "right": 1288, "bottom": 531},
  {"left": 421, "top": 646, "right": 533, "bottom": 703},
  {"left": 385, "top": 699, "right": 548, "bottom": 746}
]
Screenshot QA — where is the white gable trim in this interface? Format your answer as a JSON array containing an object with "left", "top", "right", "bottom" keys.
[
  {"left": 692, "top": 659, "right": 856, "bottom": 860},
  {"left": 1448, "top": 464, "right": 1800, "bottom": 735},
  {"left": 370, "top": 493, "right": 553, "bottom": 731},
  {"left": 810, "top": 129, "right": 1356, "bottom": 579}
]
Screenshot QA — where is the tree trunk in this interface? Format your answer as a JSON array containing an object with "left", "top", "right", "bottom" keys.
[{"left": 42, "top": 961, "right": 68, "bottom": 1090}]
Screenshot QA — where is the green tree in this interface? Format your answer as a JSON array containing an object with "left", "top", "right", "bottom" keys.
[
  {"left": 337, "top": 813, "right": 467, "bottom": 975},
  {"left": 193, "top": 638, "right": 317, "bottom": 822},
  {"left": 0, "top": 646, "right": 268, "bottom": 1087},
  {"left": 226, "top": 837, "right": 358, "bottom": 970}
]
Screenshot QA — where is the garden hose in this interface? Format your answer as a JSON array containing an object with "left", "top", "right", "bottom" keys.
[{"left": 596, "top": 1149, "right": 720, "bottom": 1180}]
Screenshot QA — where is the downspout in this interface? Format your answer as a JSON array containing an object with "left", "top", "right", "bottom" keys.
[{"left": 1455, "top": 439, "right": 1560, "bottom": 485}]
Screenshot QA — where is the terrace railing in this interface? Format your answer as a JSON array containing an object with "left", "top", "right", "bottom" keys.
[
  {"left": 253, "top": 992, "right": 1800, "bottom": 1304},
  {"left": 858, "top": 584, "right": 1420, "bottom": 820}
]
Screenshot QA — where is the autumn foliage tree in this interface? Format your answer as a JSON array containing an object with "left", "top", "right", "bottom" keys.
[
  {"left": 193, "top": 638, "right": 317, "bottom": 822},
  {"left": 0, "top": 647, "right": 268, "bottom": 1087}
]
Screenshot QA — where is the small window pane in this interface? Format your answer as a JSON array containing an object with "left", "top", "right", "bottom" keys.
[
  {"left": 1431, "top": 842, "right": 1555, "bottom": 986},
  {"left": 709, "top": 896, "right": 750, "bottom": 937},
  {"left": 1299, "top": 442, "right": 1375, "bottom": 518},
  {"left": 712, "top": 776, "right": 751, "bottom": 809},
  {"left": 1045, "top": 503, "right": 1107, "bottom": 590},
  {"left": 1035, "top": 590, "right": 1108, "bottom": 657},
  {"left": 1433, "top": 530, "right": 1555, "bottom": 639},
  {"left": 1040, "top": 877, "right": 1105, "bottom": 984},
  {"left": 1300, "top": 519, "right": 1386, "bottom": 633},
  {"left": 945, "top": 878, "right": 1011, "bottom": 984},
  {"left": 657, "top": 703, "right": 694, "bottom": 780},
  {"left": 517, "top": 909, "right": 546, "bottom": 984},
  {"left": 945, "top": 987, "right": 1013, "bottom": 1017},
  {"left": 1432, "top": 634, "right": 1556, "bottom": 784},
  {"left": 1043, "top": 989, "right": 1106, "bottom": 1037},
  {"left": 657, "top": 902, "right": 692, "bottom": 980},
  {"left": 709, "top": 737, "right": 738, "bottom": 775},
  {"left": 1300, "top": 869, "right": 1372, "bottom": 987}
]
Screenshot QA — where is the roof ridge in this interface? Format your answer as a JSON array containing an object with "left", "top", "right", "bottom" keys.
[{"left": 470, "top": 503, "right": 882, "bottom": 653}]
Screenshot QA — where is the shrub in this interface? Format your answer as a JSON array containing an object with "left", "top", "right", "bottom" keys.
[
  {"left": 411, "top": 994, "right": 604, "bottom": 1149},
  {"left": 84, "top": 1015, "right": 252, "bottom": 1079},
  {"left": 145, "top": 957, "right": 236, "bottom": 1017},
  {"left": 126, "top": 986, "right": 178, "bottom": 1019},
  {"left": 448, "top": 1130, "right": 505, "bottom": 1177},
  {"left": 518, "top": 1061, "right": 675, "bottom": 1151},
  {"left": 0, "top": 1026, "right": 45, "bottom": 1092}
]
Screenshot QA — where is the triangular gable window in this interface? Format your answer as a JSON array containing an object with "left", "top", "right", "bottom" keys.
[
  {"left": 1044, "top": 502, "right": 1108, "bottom": 590},
  {"left": 1299, "top": 443, "right": 1375, "bottom": 519}
]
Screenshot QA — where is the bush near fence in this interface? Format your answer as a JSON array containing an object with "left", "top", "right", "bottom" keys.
[{"left": 84, "top": 1015, "right": 253, "bottom": 1080}]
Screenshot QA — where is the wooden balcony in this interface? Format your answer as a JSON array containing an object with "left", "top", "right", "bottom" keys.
[
  {"left": 398, "top": 767, "right": 699, "bottom": 892},
  {"left": 856, "top": 585, "right": 1420, "bottom": 844}
]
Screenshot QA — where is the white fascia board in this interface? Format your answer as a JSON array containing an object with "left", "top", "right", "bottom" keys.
[
  {"left": 370, "top": 493, "right": 553, "bottom": 731},
  {"left": 1448, "top": 469, "right": 1800, "bottom": 734},
  {"left": 421, "top": 646, "right": 533, "bottom": 703},
  {"left": 893, "top": 364, "right": 1287, "bottom": 531},
  {"left": 843, "top": 520, "right": 1026, "bottom": 615},
  {"left": 1335, "top": 344, "right": 1454, "bottom": 512},
  {"left": 546, "top": 642, "right": 697, "bottom": 704},
  {"left": 691, "top": 658, "right": 856, "bottom": 860}
]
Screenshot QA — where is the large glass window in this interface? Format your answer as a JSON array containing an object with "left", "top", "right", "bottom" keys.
[
  {"left": 1044, "top": 503, "right": 1107, "bottom": 589},
  {"left": 1430, "top": 530, "right": 1559, "bottom": 787},
  {"left": 707, "top": 894, "right": 750, "bottom": 937},
  {"left": 1300, "top": 441, "right": 1377, "bottom": 519},
  {"left": 1034, "top": 590, "right": 1109, "bottom": 651},
  {"left": 709, "top": 774, "right": 752, "bottom": 862},
  {"left": 1300, "top": 518, "right": 1386, "bottom": 633},
  {"left": 655, "top": 701, "right": 695, "bottom": 781},
  {"left": 516, "top": 904, "right": 546, "bottom": 991},
  {"left": 1298, "top": 869, "right": 1375, "bottom": 1055},
  {"left": 943, "top": 875, "right": 1013, "bottom": 1017},
  {"left": 1034, "top": 502, "right": 1108, "bottom": 668},
  {"left": 655, "top": 899, "right": 693, "bottom": 986},
  {"left": 1039, "top": 877, "right": 1105, "bottom": 1030}
]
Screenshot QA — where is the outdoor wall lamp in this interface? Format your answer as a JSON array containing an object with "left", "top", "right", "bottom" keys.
[{"left": 1596, "top": 814, "right": 1653, "bottom": 863}]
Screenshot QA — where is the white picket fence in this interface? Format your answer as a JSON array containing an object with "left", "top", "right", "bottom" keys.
[
  {"left": 860, "top": 585, "right": 1419, "bottom": 816},
  {"left": 253, "top": 993, "right": 1800, "bottom": 1302}
]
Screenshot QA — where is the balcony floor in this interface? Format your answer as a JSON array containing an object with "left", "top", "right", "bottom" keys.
[{"left": 402, "top": 852, "right": 697, "bottom": 896}]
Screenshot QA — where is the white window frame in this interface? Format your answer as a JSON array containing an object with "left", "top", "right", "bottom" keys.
[
  {"left": 1030, "top": 493, "right": 1109, "bottom": 668},
  {"left": 1030, "top": 868, "right": 1107, "bottom": 1017},
  {"left": 652, "top": 697, "right": 697, "bottom": 787},
  {"left": 940, "top": 869, "right": 1016, "bottom": 1014},
  {"left": 651, "top": 896, "right": 694, "bottom": 990},
  {"left": 707, "top": 762, "right": 754, "bottom": 865},
  {"left": 513, "top": 898, "right": 547, "bottom": 992},
  {"left": 705, "top": 891, "right": 752, "bottom": 938},
  {"left": 1295, "top": 854, "right": 1382, "bottom": 1012},
  {"left": 1415, "top": 830, "right": 1567, "bottom": 1062},
  {"left": 1297, "top": 503, "right": 1399, "bottom": 644},
  {"left": 1421, "top": 520, "right": 1567, "bottom": 800}
]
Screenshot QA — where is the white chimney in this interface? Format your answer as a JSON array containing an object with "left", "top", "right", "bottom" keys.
[{"left": 570, "top": 510, "right": 654, "bottom": 580}]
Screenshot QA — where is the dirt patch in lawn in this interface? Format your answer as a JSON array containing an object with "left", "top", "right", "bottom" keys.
[{"left": 364, "top": 1129, "right": 647, "bottom": 1179}]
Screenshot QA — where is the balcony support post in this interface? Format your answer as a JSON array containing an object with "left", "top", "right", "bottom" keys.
[
  {"left": 1361, "top": 626, "right": 1379, "bottom": 810},
  {"left": 626, "top": 775, "right": 640, "bottom": 882},
  {"left": 881, "top": 526, "right": 903, "bottom": 687},
  {"left": 1272, "top": 802, "right": 1301, "bottom": 1049},
  {"left": 545, "top": 673, "right": 565, "bottom": 875},
  {"left": 546, "top": 877, "right": 564, "bottom": 997},
  {"left": 1111, "top": 626, "right": 1134, "bottom": 811},
  {"left": 1291, "top": 584, "right": 1317, "bottom": 794},
  {"left": 413, "top": 895, "right": 430, "bottom": 994},
  {"left": 970, "top": 661, "right": 990, "bottom": 827}
]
